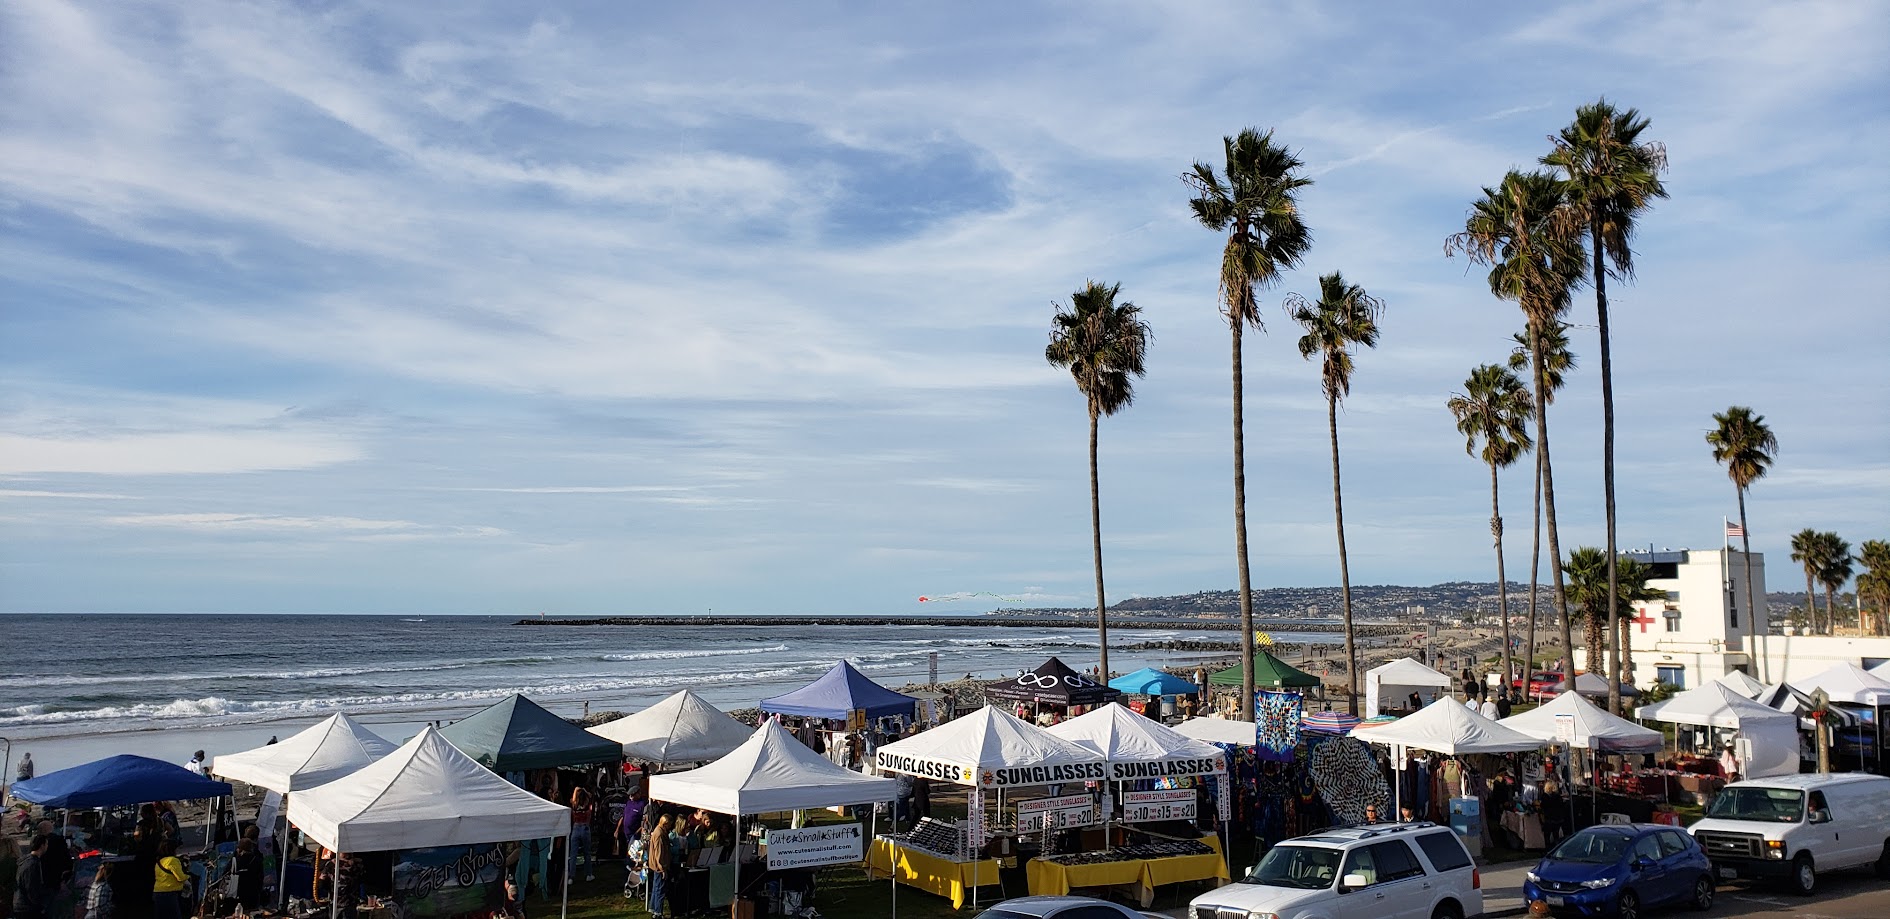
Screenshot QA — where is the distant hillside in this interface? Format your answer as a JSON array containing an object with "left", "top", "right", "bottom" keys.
[{"left": 1003, "top": 583, "right": 1819, "bottom": 622}]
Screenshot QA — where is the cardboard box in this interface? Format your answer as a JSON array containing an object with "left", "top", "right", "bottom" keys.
[{"left": 729, "top": 897, "right": 756, "bottom": 919}]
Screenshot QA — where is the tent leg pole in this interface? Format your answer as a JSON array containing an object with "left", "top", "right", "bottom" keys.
[
  {"left": 330, "top": 851, "right": 339, "bottom": 919},
  {"left": 278, "top": 812, "right": 291, "bottom": 909},
  {"left": 559, "top": 832, "right": 569, "bottom": 919},
  {"left": 732, "top": 815, "right": 740, "bottom": 917}
]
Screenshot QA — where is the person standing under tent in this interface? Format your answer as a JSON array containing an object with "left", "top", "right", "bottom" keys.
[
  {"left": 232, "top": 839, "right": 262, "bottom": 912},
  {"left": 13, "top": 836, "right": 49, "bottom": 919},
  {"left": 567, "top": 788, "right": 596, "bottom": 883},
  {"left": 644, "top": 816, "right": 676, "bottom": 918},
  {"left": 82, "top": 862, "right": 113, "bottom": 919},
  {"left": 1718, "top": 742, "right": 1741, "bottom": 781},
  {"left": 151, "top": 842, "right": 186, "bottom": 919}
]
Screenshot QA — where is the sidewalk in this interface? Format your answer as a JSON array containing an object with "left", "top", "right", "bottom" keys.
[{"left": 1478, "top": 860, "right": 1536, "bottom": 917}]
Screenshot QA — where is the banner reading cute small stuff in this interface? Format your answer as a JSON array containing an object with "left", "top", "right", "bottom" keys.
[{"left": 766, "top": 823, "right": 864, "bottom": 871}]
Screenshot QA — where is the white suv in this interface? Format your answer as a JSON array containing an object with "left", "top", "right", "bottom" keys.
[{"left": 1188, "top": 822, "right": 1482, "bottom": 919}]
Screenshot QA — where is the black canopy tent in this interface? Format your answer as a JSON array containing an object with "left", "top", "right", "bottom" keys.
[{"left": 983, "top": 656, "right": 1121, "bottom": 707}]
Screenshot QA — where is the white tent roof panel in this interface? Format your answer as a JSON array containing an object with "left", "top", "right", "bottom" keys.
[
  {"left": 647, "top": 720, "right": 895, "bottom": 815},
  {"left": 588, "top": 690, "right": 753, "bottom": 766},
  {"left": 1351, "top": 697, "right": 1544, "bottom": 755},
  {"left": 211, "top": 713, "right": 400, "bottom": 793}
]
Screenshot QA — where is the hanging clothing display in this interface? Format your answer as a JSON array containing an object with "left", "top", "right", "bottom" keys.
[{"left": 1254, "top": 691, "right": 1303, "bottom": 762}]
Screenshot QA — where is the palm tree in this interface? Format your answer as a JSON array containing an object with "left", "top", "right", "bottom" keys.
[
  {"left": 1563, "top": 547, "right": 1612, "bottom": 671},
  {"left": 1509, "top": 323, "right": 1575, "bottom": 677},
  {"left": 1707, "top": 406, "right": 1777, "bottom": 680},
  {"left": 1046, "top": 281, "right": 1151, "bottom": 682},
  {"left": 1288, "top": 272, "right": 1383, "bottom": 715},
  {"left": 1185, "top": 128, "right": 1314, "bottom": 720},
  {"left": 1857, "top": 540, "right": 1890, "bottom": 636},
  {"left": 1815, "top": 532, "right": 1855, "bottom": 634},
  {"left": 1449, "top": 170, "right": 1587, "bottom": 685},
  {"left": 1543, "top": 99, "right": 1668, "bottom": 715},
  {"left": 1790, "top": 528, "right": 1825, "bottom": 634},
  {"left": 1448, "top": 364, "right": 1533, "bottom": 693}
]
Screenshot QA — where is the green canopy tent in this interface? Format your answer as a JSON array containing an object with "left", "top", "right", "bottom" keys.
[
  {"left": 1209, "top": 649, "right": 1320, "bottom": 689},
  {"left": 437, "top": 694, "right": 623, "bottom": 772}
]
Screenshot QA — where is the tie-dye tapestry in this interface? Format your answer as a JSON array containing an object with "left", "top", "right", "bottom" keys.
[
  {"left": 1310, "top": 736, "right": 1390, "bottom": 825},
  {"left": 1255, "top": 690, "right": 1302, "bottom": 762}
]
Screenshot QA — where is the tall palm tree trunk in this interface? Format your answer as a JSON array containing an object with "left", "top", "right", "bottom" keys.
[
  {"left": 1088, "top": 405, "right": 1109, "bottom": 681},
  {"left": 1595, "top": 229, "right": 1623, "bottom": 714},
  {"left": 1736, "top": 488, "right": 1761, "bottom": 681},
  {"left": 1805, "top": 568, "right": 1819, "bottom": 636},
  {"left": 1620, "top": 607, "right": 1637, "bottom": 702},
  {"left": 1822, "top": 584, "right": 1837, "bottom": 635},
  {"left": 1524, "top": 445, "right": 1543, "bottom": 688},
  {"left": 1533, "top": 332, "right": 1577, "bottom": 681},
  {"left": 1232, "top": 319, "right": 1256, "bottom": 721},
  {"left": 1328, "top": 394, "right": 1359, "bottom": 715},
  {"left": 1490, "top": 460, "right": 1513, "bottom": 692}
]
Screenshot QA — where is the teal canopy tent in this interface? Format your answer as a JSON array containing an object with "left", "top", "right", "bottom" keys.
[{"left": 437, "top": 694, "right": 622, "bottom": 772}]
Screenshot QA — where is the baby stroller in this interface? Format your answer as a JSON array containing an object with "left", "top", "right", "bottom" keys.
[{"left": 621, "top": 837, "right": 646, "bottom": 898}]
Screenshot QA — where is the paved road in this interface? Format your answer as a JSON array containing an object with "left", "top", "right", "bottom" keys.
[{"left": 1151, "top": 860, "right": 1889, "bottom": 918}]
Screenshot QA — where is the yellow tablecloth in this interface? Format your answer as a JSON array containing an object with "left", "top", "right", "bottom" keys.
[
  {"left": 1026, "top": 836, "right": 1229, "bottom": 906},
  {"left": 866, "top": 838, "right": 999, "bottom": 910}
]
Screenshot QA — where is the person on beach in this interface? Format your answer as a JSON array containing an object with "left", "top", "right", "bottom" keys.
[
  {"left": 183, "top": 752, "right": 207, "bottom": 777},
  {"left": 232, "top": 839, "right": 263, "bottom": 912},
  {"left": 13, "top": 754, "right": 30, "bottom": 783},
  {"left": 83, "top": 862, "right": 113, "bottom": 919},
  {"left": 151, "top": 841, "right": 186, "bottom": 919}
]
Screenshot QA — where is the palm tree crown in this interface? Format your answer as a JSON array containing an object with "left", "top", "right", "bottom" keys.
[
  {"left": 1791, "top": 528, "right": 1827, "bottom": 633},
  {"left": 1509, "top": 323, "right": 1577, "bottom": 405},
  {"left": 1542, "top": 98, "right": 1668, "bottom": 280},
  {"left": 1186, "top": 128, "right": 1314, "bottom": 325},
  {"left": 1707, "top": 407, "right": 1778, "bottom": 490},
  {"left": 1046, "top": 281, "right": 1151, "bottom": 420},
  {"left": 1449, "top": 364, "right": 1534, "bottom": 470},
  {"left": 1288, "top": 272, "right": 1383, "bottom": 402},
  {"left": 1815, "top": 531, "right": 1855, "bottom": 631},
  {"left": 1448, "top": 169, "right": 1587, "bottom": 326}
]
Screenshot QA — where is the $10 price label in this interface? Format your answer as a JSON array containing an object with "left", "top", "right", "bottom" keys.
[{"left": 1121, "top": 789, "right": 1196, "bottom": 823}]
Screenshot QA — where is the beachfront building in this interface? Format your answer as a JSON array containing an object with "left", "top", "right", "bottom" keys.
[{"left": 1574, "top": 547, "right": 1890, "bottom": 689}]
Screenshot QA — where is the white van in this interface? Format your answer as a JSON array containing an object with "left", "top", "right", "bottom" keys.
[{"left": 1687, "top": 772, "right": 1890, "bottom": 894}]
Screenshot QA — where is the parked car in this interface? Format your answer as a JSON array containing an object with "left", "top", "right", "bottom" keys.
[
  {"left": 1188, "top": 821, "right": 1482, "bottom": 919},
  {"left": 1512, "top": 671, "right": 1566, "bottom": 699},
  {"left": 1687, "top": 772, "right": 1890, "bottom": 894},
  {"left": 973, "top": 895, "right": 1166, "bottom": 919},
  {"left": 1522, "top": 824, "right": 1713, "bottom": 917}
]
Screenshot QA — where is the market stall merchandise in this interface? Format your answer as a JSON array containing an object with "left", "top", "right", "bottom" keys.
[
  {"left": 587, "top": 689, "right": 753, "bottom": 766},
  {"left": 1363, "top": 657, "right": 1454, "bottom": 717},
  {"left": 437, "top": 694, "right": 624, "bottom": 771},
  {"left": 1634, "top": 682, "right": 1798, "bottom": 778},
  {"left": 1025, "top": 836, "right": 1222, "bottom": 907},
  {"left": 759, "top": 660, "right": 921, "bottom": 721}
]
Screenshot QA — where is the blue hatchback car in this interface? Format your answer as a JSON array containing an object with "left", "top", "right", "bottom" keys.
[{"left": 1523, "top": 824, "right": 1714, "bottom": 918}]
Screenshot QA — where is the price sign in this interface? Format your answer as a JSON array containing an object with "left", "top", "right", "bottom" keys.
[
  {"left": 1015, "top": 794, "right": 1098, "bottom": 831},
  {"left": 1121, "top": 789, "right": 1196, "bottom": 824}
]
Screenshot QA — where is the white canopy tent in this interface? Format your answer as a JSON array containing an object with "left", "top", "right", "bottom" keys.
[
  {"left": 1634, "top": 682, "right": 1797, "bottom": 778},
  {"left": 649, "top": 721, "right": 897, "bottom": 916},
  {"left": 1046, "top": 703, "right": 1227, "bottom": 781},
  {"left": 1363, "top": 657, "right": 1454, "bottom": 718},
  {"left": 1173, "top": 717, "right": 1257, "bottom": 747},
  {"left": 1499, "top": 691, "right": 1662, "bottom": 753},
  {"left": 1756, "top": 682, "right": 1859, "bottom": 729},
  {"left": 212, "top": 714, "right": 400, "bottom": 906},
  {"left": 1351, "top": 697, "right": 1544, "bottom": 756},
  {"left": 587, "top": 689, "right": 753, "bottom": 766},
  {"left": 1713, "top": 670, "right": 1767, "bottom": 698},
  {"left": 1791, "top": 663, "right": 1890, "bottom": 705},
  {"left": 287, "top": 727, "right": 572, "bottom": 919},
  {"left": 1872, "top": 661, "right": 1890, "bottom": 679}
]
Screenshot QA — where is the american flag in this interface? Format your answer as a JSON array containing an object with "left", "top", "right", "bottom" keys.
[{"left": 1725, "top": 521, "right": 1746, "bottom": 538}]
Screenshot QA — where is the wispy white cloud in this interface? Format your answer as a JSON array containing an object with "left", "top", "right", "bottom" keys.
[{"left": 103, "top": 512, "right": 504, "bottom": 540}]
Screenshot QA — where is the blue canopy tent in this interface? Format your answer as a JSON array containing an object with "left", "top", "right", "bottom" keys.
[
  {"left": 759, "top": 661, "right": 919, "bottom": 721},
  {"left": 12, "top": 754, "right": 232, "bottom": 808},
  {"left": 1109, "top": 667, "right": 1199, "bottom": 697}
]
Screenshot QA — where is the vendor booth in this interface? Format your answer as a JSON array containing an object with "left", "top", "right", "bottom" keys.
[
  {"left": 1714, "top": 670, "right": 1767, "bottom": 698},
  {"left": 1108, "top": 668, "right": 1197, "bottom": 719},
  {"left": 870, "top": 705, "right": 1104, "bottom": 909},
  {"left": 985, "top": 657, "right": 1120, "bottom": 721},
  {"left": 1208, "top": 649, "right": 1319, "bottom": 691},
  {"left": 437, "top": 694, "right": 624, "bottom": 771},
  {"left": 760, "top": 660, "right": 921, "bottom": 722},
  {"left": 212, "top": 713, "right": 399, "bottom": 906},
  {"left": 1042, "top": 703, "right": 1231, "bottom": 904},
  {"left": 1635, "top": 682, "right": 1798, "bottom": 779},
  {"left": 1353, "top": 697, "right": 1542, "bottom": 852},
  {"left": 287, "top": 727, "right": 572, "bottom": 919},
  {"left": 648, "top": 720, "right": 897, "bottom": 916},
  {"left": 587, "top": 689, "right": 753, "bottom": 766},
  {"left": 1363, "top": 657, "right": 1454, "bottom": 718},
  {"left": 1500, "top": 691, "right": 1661, "bottom": 753}
]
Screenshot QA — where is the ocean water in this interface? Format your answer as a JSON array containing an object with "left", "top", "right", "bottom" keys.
[{"left": 0, "top": 614, "right": 1333, "bottom": 773}]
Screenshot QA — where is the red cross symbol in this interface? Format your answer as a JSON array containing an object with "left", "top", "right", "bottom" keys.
[{"left": 1633, "top": 607, "right": 1658, "bottom": 633}]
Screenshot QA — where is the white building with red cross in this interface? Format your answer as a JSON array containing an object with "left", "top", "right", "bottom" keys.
[{"left": 1573, "top": 547, "right": 1890, "bottom": 689}]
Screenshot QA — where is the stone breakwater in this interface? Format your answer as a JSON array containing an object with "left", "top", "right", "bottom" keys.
[{"left": 515, "top": 614, "right": 1414, "bottom": 635}]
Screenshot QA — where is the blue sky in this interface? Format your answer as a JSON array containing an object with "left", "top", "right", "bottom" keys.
[{"left": 3, "top": 1, "right": 1886, "bottom": 615}]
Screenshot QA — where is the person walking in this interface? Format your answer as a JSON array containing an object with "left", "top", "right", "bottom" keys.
[{"left": 151, "top": 841, "right": 187, "bottom": 919}]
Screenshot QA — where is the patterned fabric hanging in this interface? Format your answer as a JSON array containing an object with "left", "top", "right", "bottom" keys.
[
  {"left": 1254, "top": 690, "right": 1303, "bottom": 762},
  {"left": 1310, "top": 736, "right": 1390, "bottom": 825}
]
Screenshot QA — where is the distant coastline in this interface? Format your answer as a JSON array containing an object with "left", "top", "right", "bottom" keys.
[{"left": 514, "top": 613, "right": 1413, "bottom": 635}]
